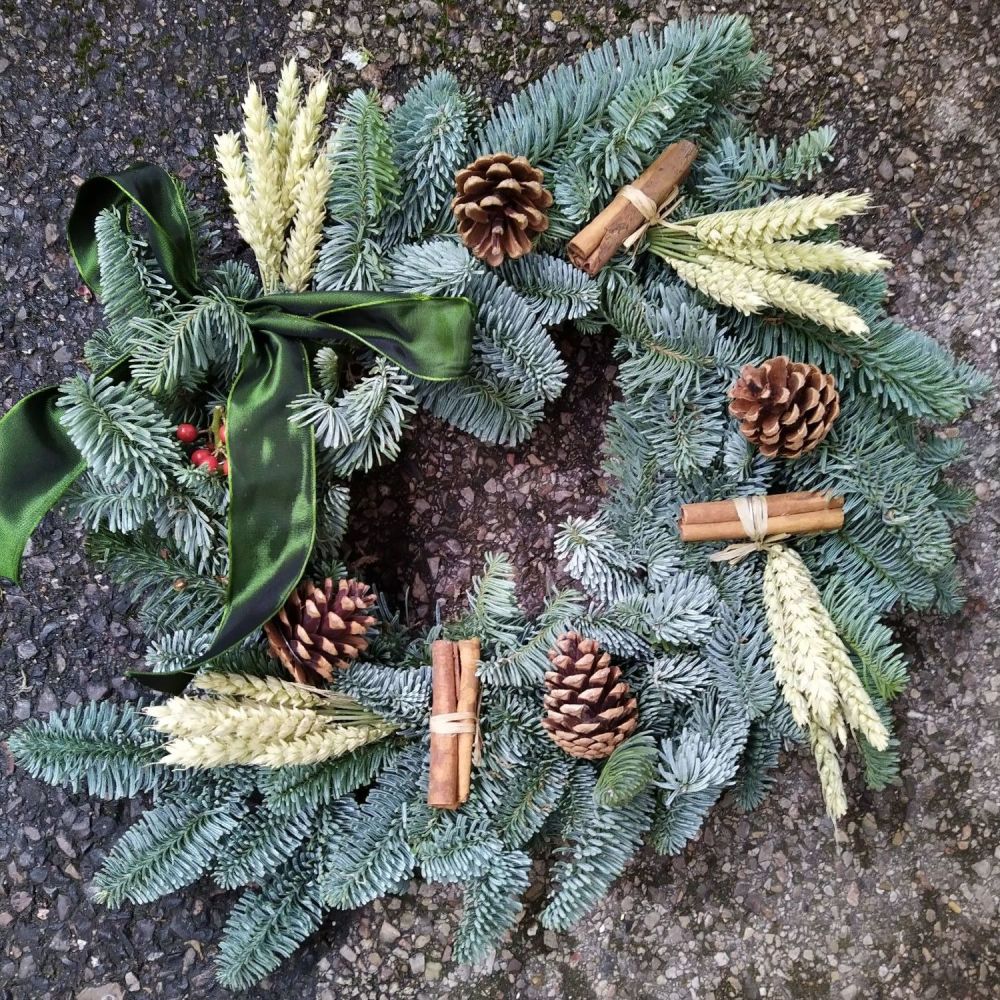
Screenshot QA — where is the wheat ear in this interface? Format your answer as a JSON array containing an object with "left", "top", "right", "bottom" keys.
[
  {"left": 821, "top": 627, "right": 891, "bottom": 750},
  {"left": 711, "top": 239, "right": 890, "bottom": 274},
  {"left": 159, "top": 721, "right": 392, "bottom": 768},
  {"left": 193, "top": 671, "right": 328, "bottom": 708},
  {"left": 696, "top": 255, "right": 869, "bottom": 336},
  {"left": 282, "top": 157, "right": 332, "bottom": 291},
  {"left": 809, "top": 721, "right": 847, "bottom": 820},
  {"left": 242, "top": 83, "right": 284, "bottom": 292},
  {"left": 668, "top": 258, "right": 768, "bottom": 315},
  {"left": 283, "top": 75, "right": 330, "bottom": 220},
  {"left": 215, "top": 131, "right": 264, "bottom": 260},
  {"left": 762, "top": 546, "right": 841, "bottom": 730},
  {"left": 692, "top": 192, "right": 872, "bottom": 246},
  {"left": 272, "top": 59, "right": 302, "bottom": 183},
  {"left": 146, "top": 698, "right": 334, "bottom": 742}
]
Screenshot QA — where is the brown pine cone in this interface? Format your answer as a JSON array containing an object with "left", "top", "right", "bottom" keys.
[
  {"left": 542, "top": 632, "right": 638, "bottom": 760},
  {"left": 452, "top": 152, "right": 553, "bottom": 267},
  {"left": 728, "top": 356, "right": 840, "bottom": 459},
  {"left": 264, "top": 578, "right": 377, "bottom": 685}
]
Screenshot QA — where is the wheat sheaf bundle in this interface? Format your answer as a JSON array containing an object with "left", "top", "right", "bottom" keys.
[
  {"left": 144, "top": 672, "right": 395, "bottom": 768},
  {"left": 648, "top": 192, "right": 890, "bottom": 336},
  {"left": 762, "top": 544, "right": 889, "bottom": 819},
  {"left": 214, "top": 60, "right": 332, "bottom": 293}
]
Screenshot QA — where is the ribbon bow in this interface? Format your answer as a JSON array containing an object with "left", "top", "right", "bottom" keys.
[
  {"left": 708, "top": 495, "right": 792, "bottom": 565},
  {"left": 0, "top": 164, "right": 475, "bottom": 693},
  {"left": 620, "top": 183, "right": 682, "bottom": 251}
]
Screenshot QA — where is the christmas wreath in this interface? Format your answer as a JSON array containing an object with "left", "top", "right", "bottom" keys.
[{"left": 2, "top": 17, "right": 986, "bottom": 990}]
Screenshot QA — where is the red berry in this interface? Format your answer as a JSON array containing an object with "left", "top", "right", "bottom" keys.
[
  {"left": 218, "top": 424, "right": 227, "bottom": 445},
  {"left": 220, "top": 459, "right": 229, "bottom": 477},
  {"left": 176, "top": 423, "right": 198, "bottom": 443},
  {"left": 191, "top": 448, "right": 212, "bottom": 467}
]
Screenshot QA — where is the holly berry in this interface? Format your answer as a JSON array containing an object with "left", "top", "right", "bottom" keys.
[
  {"left": 218, "top": 424, "right": 227, "bottom": 445},
  {"left": 201, "top": 454, "right": 220, "bottom": 474},
  {"left": 219, "top": 459, "right": 229, "bottom": 477},
  {"left": 176, "top": 423, "right": 199, "bottom": 444},
  {"left": 191, "top": 448, "right": 212, "bottom": 467}
]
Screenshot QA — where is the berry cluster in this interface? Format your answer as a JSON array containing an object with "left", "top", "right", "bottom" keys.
[{"left": 175, "top": 413, "right": 229, "bottom": 476}]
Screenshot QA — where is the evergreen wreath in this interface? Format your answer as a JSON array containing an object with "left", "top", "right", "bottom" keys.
[{"left": 3, "top": 16, "right": 987, "bottom": 991}]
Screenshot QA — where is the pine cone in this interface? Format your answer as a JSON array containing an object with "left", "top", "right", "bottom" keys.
[
  {"left": 729, "top": 355, "right": 840, "bottom": 459},
  {"left": 264, "top": 578, "right": 377, "bottom": 685},
  {"left": 542, "top": 632, "right": 638, "bottom": 760},
  {"left": 452, "top": 152, "right": 553, "bottom": 267}
]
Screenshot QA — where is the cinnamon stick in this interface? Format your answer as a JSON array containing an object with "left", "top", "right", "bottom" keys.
[
  {"left": 681, "top": 491, "right": 844, "bottom": 527},
  {"left": 428, "top": 639, "right": 460, "bottom": 809},
  {"left": 679, "top": 506, "right": 845, "bottom": 543},
  {"left": 456, "top": 638, "right": 480, "bottom": 804},
  {"left": 568, "top": 141, "right": 698, "bottom": 275}
]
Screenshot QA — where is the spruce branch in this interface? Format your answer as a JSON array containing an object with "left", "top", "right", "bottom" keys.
[{"left": 8, "top": 702, "right": 163, "bottom": 800}]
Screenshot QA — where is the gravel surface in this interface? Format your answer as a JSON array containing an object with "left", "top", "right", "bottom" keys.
[{"left": 1, "top": 2, "right": 998, "bottom": 998}]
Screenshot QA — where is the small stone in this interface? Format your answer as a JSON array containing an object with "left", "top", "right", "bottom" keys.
[
  {"left": 45, "top": 223, "right": 59, "bottom": 245},
  {"left": 10, "top": 892, "right": 32, "bottom": 913},
  {"left": 409, "top": 953, "right": 425, "bottom": 975},
  {"left": 424, "top": 960, "right": 442, "bottom": 981},
  {"left": 16, "top": 640, "right": 38, "bottom": 660},
  {"left": 549, "top": 9, "right": 564, "bottom": 21},
  {"left": 877, "top": 158, "right": 894, "bottom": 181},
  {"left": 76, "top": 986, "right": 124, "bottom": 1000},
  {"left": 339, "top": 945, "right": 357, "bottom": 963},
  {"left": 258, "top": 61, "right": 277, "bottom": 74},
  {"left": 379, "top": 920, "right": 400, "bottom": 944},
  {"left": 344, "top": 15, "right": 362, "bottom": 36}
]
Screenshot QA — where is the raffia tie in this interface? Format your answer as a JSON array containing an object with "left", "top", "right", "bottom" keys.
[
  {"left": 428, "top": 708, "right": 483, "bottom": 765},
  {"left": 708, "top": 495, "right": 792, "bottom": 565},
  {"left": 621, "top": 184, "right": 681, "bottom": 250}
]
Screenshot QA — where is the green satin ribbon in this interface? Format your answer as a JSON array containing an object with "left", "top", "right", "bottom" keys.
[{"left": 0, "top": 164, "right": 474, "bottom": 694}]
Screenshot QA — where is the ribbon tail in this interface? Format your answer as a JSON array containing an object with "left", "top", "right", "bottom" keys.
[
  {"left": 131, "top": 332, "right": 316, "bottom": 694},
  {"left": 0, "top": 385, "right": 85, "bottom": 584}
]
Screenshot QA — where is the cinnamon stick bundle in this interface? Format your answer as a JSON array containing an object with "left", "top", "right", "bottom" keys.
[
  {"left": 679, "top": 491, "right": 844, "bottom": 543},
  {"left": 568, "top": 140, "right": 698, "bottom": 275},
  {"left": 427, "top": 638, "right": 481, "bottom": 809}
]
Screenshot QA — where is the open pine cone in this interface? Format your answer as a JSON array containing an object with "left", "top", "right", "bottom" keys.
[
  {"left": 452, "top": 152, "right": 553, "bottom": 267},
  {"left": 264, "top": 578, "right": 377, "bottom": 685},
  {"left": 542, "top": 632, "right": 638, "bottom": 760},
  {"left": 729, "top": 355, "right": 840, "bottom": 459}
]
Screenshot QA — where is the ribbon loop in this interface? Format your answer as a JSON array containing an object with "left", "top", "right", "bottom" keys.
[{"left": 68, "top": 163, "right": 200, "bottom": 300}]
